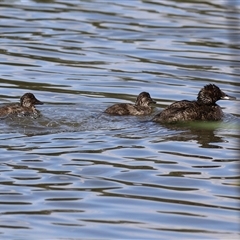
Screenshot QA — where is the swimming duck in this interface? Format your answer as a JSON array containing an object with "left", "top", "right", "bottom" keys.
[
  {"left": 0, "top": 92, "right": 43, "bottom": 118},
  {"left": 104, "top": 92, "right": 156, "bottom": 116},
  {"left": 152, "top": 84, "right": 236, "bottom": 123}
]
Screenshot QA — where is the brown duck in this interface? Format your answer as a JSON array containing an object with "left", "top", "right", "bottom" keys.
[
  {"left": 104, "top": 92, "right": 156, "bottom": 116},
  {"left": 152, "top": 84, "right": 236, "bottom": 123},
  {"left": 0, "top": 93, "right": 43, "bottom": 118}
]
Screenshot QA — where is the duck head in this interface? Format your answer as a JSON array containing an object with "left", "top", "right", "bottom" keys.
[
  {"left": 197, "top": 84, "right": 236, "bottom": 104},
  {"left": 20, "top": 93, "right": 43, "bottom": 107},
  {"left": 135, "top": 92, "right": 156, "bottom": 107}
]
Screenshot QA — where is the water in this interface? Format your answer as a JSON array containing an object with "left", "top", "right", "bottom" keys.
[{"left": 0, "top": 0, "right": 239, "bottom": 239}]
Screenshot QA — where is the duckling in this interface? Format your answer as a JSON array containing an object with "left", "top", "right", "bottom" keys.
[
  {"left": 105, "top": 92, "right": 156, "bottom": 116},
  {"left": 0, "top": 92, "right": 43, "bottom": 118}
]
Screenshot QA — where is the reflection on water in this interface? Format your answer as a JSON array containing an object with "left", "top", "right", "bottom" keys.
[{"left": 0, "top": 0, "right": 239, "bottom": 239}]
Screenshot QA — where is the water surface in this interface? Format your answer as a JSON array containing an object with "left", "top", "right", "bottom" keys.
[{"left": 0, "top": 0, "right": 239, "bottom": 239}]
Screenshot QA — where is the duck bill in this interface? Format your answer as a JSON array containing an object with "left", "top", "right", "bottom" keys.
[
  {"left": 221, "top": 94, "right": 236, "bottom": 100},
  {"left": 34, "top": 99, "right": 44, "bottom": 105},
  {"left": 149, "top": 99, "right": 156, "bottom": 104}
]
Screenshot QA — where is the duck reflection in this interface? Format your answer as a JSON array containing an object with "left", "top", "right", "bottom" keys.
[{"left": 158, "top": 122, "right": 226, "bottom": 148}]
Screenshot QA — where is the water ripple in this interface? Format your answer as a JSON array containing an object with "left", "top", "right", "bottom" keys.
[{"left": 0, "top": 0, "right": 239, "bottom": 239}]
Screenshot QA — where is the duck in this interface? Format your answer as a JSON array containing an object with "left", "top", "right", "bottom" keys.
[
  {"left": 0, "top": 92, "right": 43, "bottom": 118},
  {"left": 104, "top": 91, "right": 156, "bottom": 116},
  {"left": 152, "top": 84, "right": 236, "bottom": 123}
]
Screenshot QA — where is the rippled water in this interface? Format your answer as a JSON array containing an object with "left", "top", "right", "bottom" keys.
[{"left": 0, "top": 0, "right": 239, "bottom": 239}]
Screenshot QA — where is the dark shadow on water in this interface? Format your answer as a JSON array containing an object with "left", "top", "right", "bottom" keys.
[{"left": 152, "top": 115, "right": 240, "bottom": 149}]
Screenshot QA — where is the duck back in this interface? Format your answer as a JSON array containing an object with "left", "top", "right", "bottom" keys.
[
  {"left": 105, "top": 103, "right": 152, "bottom": 116},
  {"left": 152, "top": 100, "right": 224, "bottom": 123}
]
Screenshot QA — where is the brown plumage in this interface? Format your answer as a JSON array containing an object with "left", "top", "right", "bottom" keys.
[
  {"left": 104, "top": 92, "right": 156, "bottom": 116},
  {"left": 0, "top": 93, "right": 43, "bottom": 118},
  {"left": 152, "top": 84, "right": 236, "bottom": 123}
]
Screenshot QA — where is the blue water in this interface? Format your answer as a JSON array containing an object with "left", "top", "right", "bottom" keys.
[{"left": 0, "top": 0, "right": 239, "bottom": 239}]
